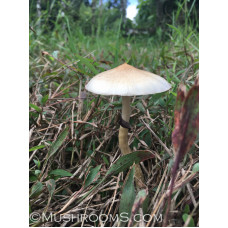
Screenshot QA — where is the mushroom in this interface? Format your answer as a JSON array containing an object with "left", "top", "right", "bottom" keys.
[{"left": 85, "top": 63, "right": 171, "bottom": 188}]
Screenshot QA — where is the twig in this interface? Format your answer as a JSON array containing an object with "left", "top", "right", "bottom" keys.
[{"left": 141, "top": 118, "right": 172, "bottom": 156}]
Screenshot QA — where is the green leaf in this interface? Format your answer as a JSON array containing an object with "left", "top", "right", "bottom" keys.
[
  {"left": 102, "top": 155, "right": 109, "bottom": 166},
  {"left": 182, "top": 213, "right": 195, "bottom": 227},
  {"left": 29, "top": 175, "right": 37, "bottom": 182},
  {"left": 119, "top": 167, "right": 136, "bottom": 226},
  {"left": 42, "top": 72, "right": 58, "bottom": 78},
  {"left": 35, "top": 170, "right": 41, "bottom": 176},
  {"left": 48, "top": 127, "right": 69, "bottom": 158},
  {"left": 41, "top": 94, "right": 49, "bottom": 106},
  {"left": 192, "top": 163, "right": 199, "bottom": 173},
  {"left": 167, "top": 24, "right": 181, "bottom": 35},
  {"left": 33, "top": 159, "right": 40, "bottom": 169},
  {"left": 133, "top": 189, "right": 147, "bottom": 206},
  {"left": 29, "top": 103, "right": 42, "bottom": 113},
  {"left": 106, "top": 151, "right": 154, "bottom": 177},
  {"left": 30, "top": 182, "right": 43, "bottom": 198},
  {"left": 46, "top": 179, "right": 56, "bottom": 198},
  {"left": 136, "top": 102, "right": 146, "bottom": 113},
  {"left": 29, "top": 145, "right": 46, "bottom": 152},
  {"left": 78, "top": 151, "right": 153, "bottom": 204},
  {"left": 75, "top": 54, "right": 98, "bottom": 75},
  {"left": 84, "top": 165, "right": 101, "bottom": 188},
  {"left": 49, "top": 169, "right": 72, "bottom": 177},
  {"left": 184, "top": 204, "right": 190, "bottom": 214},
  {"left": 128, "top": 189, "right": 148, "bottom": 226}
]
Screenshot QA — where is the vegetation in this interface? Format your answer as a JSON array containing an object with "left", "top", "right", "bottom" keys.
[{"left": 29, "top": 0, "right": 199, "bottom": 226}]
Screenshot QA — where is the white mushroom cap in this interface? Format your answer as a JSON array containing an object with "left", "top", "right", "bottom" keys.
[{"left": 85, "top": 63, "right": 171, "bottom": 96}]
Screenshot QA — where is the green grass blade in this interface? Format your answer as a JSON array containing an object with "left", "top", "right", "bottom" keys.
[{"left": 48, "top": 127, "right": 69, "bottom": 159}]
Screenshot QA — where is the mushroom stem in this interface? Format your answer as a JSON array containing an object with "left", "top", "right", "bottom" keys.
[
  {"left": 122, "top": 96, "right": 131, "bottom": 122},
  {"left": 119, "top": 96, "right": 144, "bottom": 188}
]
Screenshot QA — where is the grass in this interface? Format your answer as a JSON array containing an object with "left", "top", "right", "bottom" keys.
[{"left": 29, "top": 12, "right": 199, "bottom": 227}]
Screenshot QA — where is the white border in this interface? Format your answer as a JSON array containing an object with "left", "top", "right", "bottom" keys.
[
  {"left": 200, "top": 1, "right": 228, "bottom": 228},
  {"left": 1, "top": 0, "right": 228, "bottom": 227},
  {"left": 0, "top": 0, "right": 28, "bottom": 227}
]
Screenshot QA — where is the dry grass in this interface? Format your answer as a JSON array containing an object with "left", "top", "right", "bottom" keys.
[{"left": 29, "top": 42, "right": 199, "bottom": 226}]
